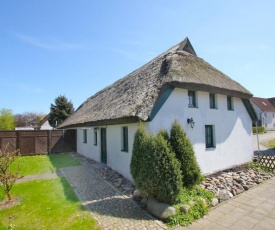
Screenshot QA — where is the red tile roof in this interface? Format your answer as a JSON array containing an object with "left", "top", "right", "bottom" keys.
[{"left": 251, "top": 97, "right": 275, "bottom": 112}]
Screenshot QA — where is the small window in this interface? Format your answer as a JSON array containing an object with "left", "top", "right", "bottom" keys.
[
  {"left": 209, "top": 93, "right": 217, "bottom": 109},
  {"left": 94, "top": 129, "right": 97, "bottom": 146},
  {"left": 273, "top": 113, "right": 275, "bottom": 118},
  {"left": 227, "top": 96, "right": 233, "bottom": 111},
  {"left": 188, "top": 91, "right": 196, "bottom": 107},
  {"left": 121, "top": 126, "right": 128, "bottom": 152},
  {"left": 83, "top": 129, "right": 87, "bottom": 143},
  {"left": 205, "top": 125, "right": 215, "bottom": 148}
]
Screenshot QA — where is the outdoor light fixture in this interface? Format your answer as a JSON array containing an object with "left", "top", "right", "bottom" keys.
[{"left": 187, "top": 118, "right": 195, "bottom": 129}]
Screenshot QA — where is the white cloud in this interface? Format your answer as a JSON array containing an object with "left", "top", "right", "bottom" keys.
[{"left": 13, "top": 32, "right": 87, "bottom": 51}]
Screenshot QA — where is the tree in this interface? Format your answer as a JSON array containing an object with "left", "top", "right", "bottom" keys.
[
  {"left": 169, "top": 120, "right": 202, "bottom": 187},
  {"left": 0, "top": 108, "right": 15, "bottom": 130},
  {"left": 48, "top": 95, "right": 74, "bottom": 127},
  {"left": 0, "top": 144, "right": 21, "bottom": 202},
  {"left": 14, "top": 112, "right": 45, "bottom": 127}
]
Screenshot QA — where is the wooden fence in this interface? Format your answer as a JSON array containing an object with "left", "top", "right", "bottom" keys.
[{"left": 0, "top": 130, "right": 76, "bottom": 155}]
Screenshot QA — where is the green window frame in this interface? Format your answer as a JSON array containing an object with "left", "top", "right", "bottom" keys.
[
  {"left": 83, "top": 129, "right": 87, "bottom": 143},
  {"left": 205, "top": 125, "right": 214, "bottom": 148},
  {"left": 94, "top": 129, "right": 97, "bottom": 146},
  {"left": 188, "top": 90, "right": 196, "bottom": 107},
  {"left": 121, "top": 126, "right": 128, "bottom": 152},
  {"left": 227, "top": 96, "right": 233, "bottom": 111},
  {"left": 209, "top": 93, "right": 216, "bottom": 109}
]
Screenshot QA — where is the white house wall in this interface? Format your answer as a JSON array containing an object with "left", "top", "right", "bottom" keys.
[
  {"left": 251, "top": 103, "right": 275, "bottom": 130},
  {"left": 146, "top": 88, "right": 253, "bottom": 175},
  {"left": 77, "top": 128, "right": 101, "bottom": 162},
  {"left": 76, "top": 124, "right": 137, "bottom": 181}
]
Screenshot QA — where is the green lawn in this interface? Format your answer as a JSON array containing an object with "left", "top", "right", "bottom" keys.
[
  {"left": 260, "top": 139, "right": 275, "bottom": 149},
  {"left": 0, "top": 178, "right": 100, "bottom": 230},
  {"left": 11, "top": 154, "right": 81, "bottom": 176}
]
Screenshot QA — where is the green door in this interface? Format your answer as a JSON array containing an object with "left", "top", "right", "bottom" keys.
[{"left": 100, "top": 128, "right": 107, "bottom": 164}]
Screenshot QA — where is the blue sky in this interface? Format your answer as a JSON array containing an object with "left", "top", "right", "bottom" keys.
[{"left": 1, "top": 1, "right": 275, "bottom": 115}]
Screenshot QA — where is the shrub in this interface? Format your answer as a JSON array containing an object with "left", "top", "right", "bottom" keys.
[
  {"left": 131, "top": 125, "right": 183, "bottom": 205},
  {"left": 157, "top": 129, "right": 169, "bottom": 142},
  {"left": 0, "top": 144, "right": 21, "bottom": 201},
  {"left": 169, "top": 120, "right": 202, "bottom": 187},
  {"left": 252, "top": 126, "right": 265, "bottom": 134},
  {"left": 130, "top": 124, "right": 148, "bottom": 188}
]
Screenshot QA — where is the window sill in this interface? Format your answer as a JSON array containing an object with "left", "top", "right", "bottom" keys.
[
  {"left": 206, "top": 147, "right": 216, "bottom": 151},
  {"left": 210, "top": 107, "right": 218, "bottom": 110},
  {"left": 121, "top": 149, "right": 128, "bottom": 153},
  {"left": 227, "top": 109, "right": 234, "bottom": 111},
  {"left": 94, "top": 144, "right": 97, "bottom": 146},
  {"left": 188, "top": 106, "right": 199, "bottom": 108},
  {"left": 83, "top": 142, "right": 87, "bottom": 144}
]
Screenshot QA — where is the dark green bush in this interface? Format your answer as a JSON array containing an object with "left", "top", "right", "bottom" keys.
[
  {"left": 131, "top": 125, "right": 183, "bottom": 205},
  {"left": 157, "top": 129, "right": 169, "bottom": 142},
  {"left": 169, "top": 120, "right": 202, "bottom": 187},
  {"left": 252, "top": 126, "right": 265, "bottom": 134},
  {"left": 130, "top": 124, "right": 148, "bottom": 188}
]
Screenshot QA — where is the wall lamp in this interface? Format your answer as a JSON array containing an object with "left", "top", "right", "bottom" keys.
[{"left": 187, "top": 118, "right": 195, "bottom": 129}]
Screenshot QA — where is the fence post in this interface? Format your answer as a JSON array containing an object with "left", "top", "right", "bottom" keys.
[
  {"left": 48, "top": 130, "right": 52, "bottom": 155},
  {"left": 17, "top": 131, "right": 21, "bottom": 153}
]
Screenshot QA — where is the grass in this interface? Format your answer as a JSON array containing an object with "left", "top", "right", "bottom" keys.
[
  {"left": 0, "top": 178, "right": 100, "bottom": 230},
  {"left": 11, "top": 154, "right": 81, "bottom": 176},
  {"left": 260, "top": 139, "right": 275, "bottom": 149},
  {"left": 166, "top": 186, "right": 214, "bottom": 227}
]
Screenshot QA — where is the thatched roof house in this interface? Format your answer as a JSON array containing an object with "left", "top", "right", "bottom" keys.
[{"left": 59, "top": 38, "right": 253, "bottom": 129}]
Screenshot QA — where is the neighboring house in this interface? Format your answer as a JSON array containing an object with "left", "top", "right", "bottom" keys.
[
  {"left": 15, "top": 126, "right": 35, "bottom": 130},
  {"left": 251, "top": 97, "right": 275, "bottom": 130},
  {"left": 37, "top": 114, "right": 53, "bottom": 130},
  {"left": 59, "top": 38, "right": 257, "bottom": 181},
  {"left": 15, "top": 114, "right": 53, "bottom": 131}
]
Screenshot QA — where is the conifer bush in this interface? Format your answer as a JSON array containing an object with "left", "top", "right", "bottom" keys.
[
  {"left": 157, "top": 129, "right": 169, "bottom": 142},
  {"left": 169, "top": 120, "right": 202, "bottom": 187},
  {"left": 131, "top": 125, "right": 183, "bottom": 205},
  {"left": 130, "top": 124, "right": 148, "bottom": 188}
]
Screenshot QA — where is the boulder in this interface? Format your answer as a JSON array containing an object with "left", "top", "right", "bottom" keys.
[
  {"left": 212, "top": 197, "right": 219, "bottom": 207},
  {"left": 180, "top": 205, "right": 190, "bottom": 213},
  {"left": 147, "top": 197, "right": 176, "bottom": 219}
]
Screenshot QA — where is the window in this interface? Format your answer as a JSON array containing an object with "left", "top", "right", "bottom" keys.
[
  {"left": 205, "top": 125, "right": 215, "bottom": 148},
  {"left": 209, "top": 93, "right": 217, "bottom": 109},
  {"left": 188, "top": 91, "right": 196, "bottom": 107},
  {"left": 227, "top": 96, "right": 233, "bottom": 110},
  {"left": 83, "top": 129, "right": 87, "bottom": 143},
  {"left": 121, "top": 126, "right": 128, "bottom": 152},
  {"left": 94, "top": 129, "right": 97, "bottom": 145},
  {"left": 273, "top": 113, "right": 275, "bottom": 118}
]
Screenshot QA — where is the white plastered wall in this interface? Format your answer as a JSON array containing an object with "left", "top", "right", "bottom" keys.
[
  {"left": 76, "top": 124, "right": 137, "bottom": 181},
  {"left": 146, "top": 88, "right": 253, "bottom": 175},
  {"left": 77, "top": 128, "right": 100, "bottom": 162}
]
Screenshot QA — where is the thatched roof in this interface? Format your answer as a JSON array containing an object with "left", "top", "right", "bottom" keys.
[{"left": 59, "top": 38, "right": 252, "bottom": 129}]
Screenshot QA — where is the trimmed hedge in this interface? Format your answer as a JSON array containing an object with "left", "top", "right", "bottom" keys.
[{"left": 253, "top": 126, "right": 265, "bottom": 134}]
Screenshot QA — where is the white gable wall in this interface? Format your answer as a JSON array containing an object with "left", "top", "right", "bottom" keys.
[{"left": 146, "top": 88, "right": 253, "bottom": 175}]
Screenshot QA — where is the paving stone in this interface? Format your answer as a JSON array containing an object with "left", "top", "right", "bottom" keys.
[{"left": 61, "top": 166, "right": 165, "bottom": 229}]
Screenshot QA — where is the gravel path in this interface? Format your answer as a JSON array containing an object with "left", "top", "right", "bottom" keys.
[{"left": 61, "top": 165, "right": 166, "bottom": 230}]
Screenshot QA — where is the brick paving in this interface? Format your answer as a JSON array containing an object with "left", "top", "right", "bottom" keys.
[
  {"left": 174, "top": 176, "right": 275, "bottom": 230},
  {"left": 61, "top": 165, "right": 166, "bottom": 230}
]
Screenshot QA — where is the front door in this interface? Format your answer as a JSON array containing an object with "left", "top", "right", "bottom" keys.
[{"left": 100, "top": 128, "right": 107, "bottom": 164}]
